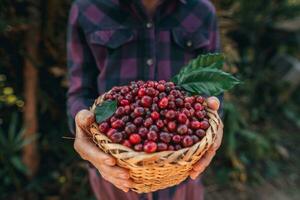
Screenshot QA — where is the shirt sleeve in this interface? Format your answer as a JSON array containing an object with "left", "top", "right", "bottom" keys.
[{"left": 66, "top": 2, "right": 98, "bottom": 134}]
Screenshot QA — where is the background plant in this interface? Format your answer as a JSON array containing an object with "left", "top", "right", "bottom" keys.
[{"left": 0, "top": 0, "right": 299, "bottom": 199}]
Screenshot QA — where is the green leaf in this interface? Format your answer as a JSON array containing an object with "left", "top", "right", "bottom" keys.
[
  {"left": 172, "top": 53, "right": 224, "bottom": 83},
  {"left": 178, "top": 68, "right": 240, "bottom": 96},
  {"left": 94, "top": 100, "right": 117, "bottom": 123},
  {"left": 10, "top": 156, "right": 27, "bottom": 174}
]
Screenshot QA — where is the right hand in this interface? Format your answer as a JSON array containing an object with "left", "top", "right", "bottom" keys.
[{"left": 74, "top": 110, "right": 133, "bottom": 192}]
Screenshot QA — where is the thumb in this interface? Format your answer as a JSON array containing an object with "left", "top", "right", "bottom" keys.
[
  {"left": 206, "top": 96, "right": 220, "bottom": 111},
  {"left": 75, "top": 109, "right": 95, "bottom": 128}
]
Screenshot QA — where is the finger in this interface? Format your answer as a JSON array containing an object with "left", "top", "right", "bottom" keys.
[
  {"left": 100, "top": 172, "right": 130, "bottom": 192},
  {"left": 193, "top": 148, "right": 216, "bottom": 172},
  {"left": 206, "top": 96, "right": 220, "bottom": 111},
  {"left": 212, "top": 126, "right": 223, "bottom": 150},
  {"left": 75, "top": 109, "right": 95, "bottom": 128},
  {"left": 190, "top": 169, "right": 201, "bottom": 180},
  {"left": 101, "top": 171, "right": 134, "bottom": 188},
  {"left": 99, "top": 165, "right": 131, "bottom": 180},
  {"left": 74, "top": 127, "right": 116, "bottom": 166}
]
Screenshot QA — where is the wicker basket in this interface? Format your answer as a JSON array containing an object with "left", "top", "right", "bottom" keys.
[{"left": 89, "top": 92, "right": 221, "bottom": 193}]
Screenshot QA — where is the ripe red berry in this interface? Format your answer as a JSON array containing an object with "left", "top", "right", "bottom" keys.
[
  {"left": 149, "top": 125, "right": 159, "bottom": 132},
  {"left": 121, "top": 115, "right": 130, "bottom": 123},
  {"left": 194, "top": 103, "right": 204, "bottom": 111},
  {"left": 181, "top": 108, "right": 191, "bottom": 117},
  {"left": 182, "top": 135, "right": 193, "bottom": 147},
  {"left": 120, "top": 99, "right": 130, "bottom": 106},
  {"left": 190, "top": 121, "right": 201, "bottom": 130},
  {"left": 115, "top": 107, "right": 125, "bottom": 116},
  {"left": 165, "top": 110, "right": 176, "bottom": 119},
  {"left": 144, "top": 118, "right": 153, "bottom": 128},
  {"left": 147, "top": 131, "right": 158, "bottom": 141},
  {"left": 138, "top": 88, "right": 146, "bottom": 97},
  {"left": 168, "top": 145, "right": 175, "bottom": 151},
  {"left": 129, "top": 133, "right": 142, "bottom": 144},
  {"left": 150, "top": 111, "right": 160, "bottom": 120},
  {"left": 195, "top": 129, "right": 206, "bottom": 138},
  {"left": 172, "top": 135, "right": 181, "bottom": 143},
  {"left": 125, "top": 123, "right": 137, "bottom": 133},
  {"left": 157, "top": 143, "right": 168, "bottom": 151},
  {"left": 168, "top": 101, "right": 176, "bottom": 109},
  {"left": 134, "top": 144, "right": 143, "bottom": 152},
  {"left": 159, "top": 132, "right": 171, "bottom": 143},
  {"left": 133, "top": 117, "right": 143, "bottom": 126},
  {"left": 125, "top": 94, "right": 133, "bottom": 101},
  {"left": 107, "top": 128, "right": 117, "bottom": 138},
  {"left": 111, "top": 119, "right": 124, "bottom": 129},
  {"left": 121, "top": 86, "right": 129, "bottom": 94},
  {"left": 110, "top": 132, "right": 123, "bottom": 143},
  {"left": 177, "top": 124, "right": 188, "bottom": 135},
  {"left": 156, "top": 84, "right": 165, "bottom": 92},
  {"left": 196, "top": 96, "right": 205, "bottom": 103},
  {"left": 156, "top": 120, "right": 164, "bottom": 129},
  {"left": 200, "top": 121, "right": 210, "bottom": 130},
  {"left": 98, "top": 122, "right": 109, "bottom": 133},
  {"left": 159, "top": 92, "right": 167, "bottom": 99},
  {"left": 141, "top": 96, "right": 152, "bottom": 107},
  {"left": 184, "top": 96, "right": 195, "bottom": 104},
  {"left": 138, "top": 127, "right": 148, "bottom": 138},
  {"left": 110, "top": 116, "right": 118, "bottom": 123},
  {"left": 122, "top": 140, "right": 132, "bottom": 148},
  {"left": 177, "top": 113, "right": 187, "bottom": 123},
  {"left": 124, "top": 105, "right": 131, "bottom": 114},
  {"left": 175, "top": 98, "right": 184, "bottom": 107},
  {"left": 184, "top": 102, "right": 192, "bottom": 109},
  {"left": 143, "top": 141, "right": 157, "bottom": 153},
  {"left": 134, "top": 107, "right": 145, "bottom": 116},
  {"left": 195, "top": 110, "right": 205, "bottom": 119},
  {"left": 147, "top": 81, "right": 155, "bottom": 87},
  {"left": 175, "top": 144, "right": 182, "bottom": 150},
  {"left": 167, "top": 121, "right": 177, "bottom": 132},
  {"left": 191, "top": 135, "right": 200, "bottom": 143},
  {"left": 146, "top": 87, "right": 156, "bottom": 97},
  {"left": 158, "top": 97, "right": 169, "bottom": 108}
]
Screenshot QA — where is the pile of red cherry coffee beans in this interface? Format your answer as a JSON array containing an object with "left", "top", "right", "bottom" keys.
[{"left": 99, "top": 80, "right": 210, "bottom": 153}]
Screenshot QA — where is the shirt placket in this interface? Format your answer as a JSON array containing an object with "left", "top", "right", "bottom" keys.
[{"left": 145, "top": 20, "right": 156, "bottom": 80}]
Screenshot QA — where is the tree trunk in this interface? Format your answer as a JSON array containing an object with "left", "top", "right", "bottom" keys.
[{"left": 22, "top": 0, "right": 40, "bottom": 178}]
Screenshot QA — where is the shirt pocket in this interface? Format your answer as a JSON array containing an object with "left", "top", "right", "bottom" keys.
[
  {"left": 88, "top": 28, "right": 135, "bottom": 49},
  {"left": 172, "top": 28, "right": 210, "bottom": 52}
]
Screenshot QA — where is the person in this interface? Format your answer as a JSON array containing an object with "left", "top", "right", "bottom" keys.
[{"left": 67, "top": 0, "right": 223, "bottom": 199}]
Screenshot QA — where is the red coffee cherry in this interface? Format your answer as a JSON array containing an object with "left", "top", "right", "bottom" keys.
[
  {"left": 129, "top": 133, "right": 142, "bottom": 145},
  {"left": 144, "top": 141, "right": 157, "bottom": 153}
]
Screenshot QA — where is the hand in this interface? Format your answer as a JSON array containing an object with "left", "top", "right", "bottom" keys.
[
  {"left": 74, "top": 110, "right": 133, "bottom": 192},
  {"left": 189, "top": 97, "right": 224, "bottom": 180}
]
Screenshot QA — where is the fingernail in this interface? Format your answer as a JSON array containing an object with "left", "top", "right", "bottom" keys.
[{"left": 122, "top": 188, "right": 129, "bottom": 192}]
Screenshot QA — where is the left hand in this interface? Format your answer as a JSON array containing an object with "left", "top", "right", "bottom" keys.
[{"left": 189, "top": 96, "right": 224, "bottom": 180}]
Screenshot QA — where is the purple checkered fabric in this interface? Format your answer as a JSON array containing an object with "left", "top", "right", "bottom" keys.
[{"left": 67, "top": 0, "right": 220, "bottom": 199}]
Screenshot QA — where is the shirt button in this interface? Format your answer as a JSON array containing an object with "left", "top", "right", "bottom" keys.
[
  {"left": 146, "top": 58, "right": 154, "bottom": 66},
  {"left": 186, "top": 40, "right": 193, "bottom": 47},
  {"left": 146, "top": 22, "right": 153, "bottom": 29}
]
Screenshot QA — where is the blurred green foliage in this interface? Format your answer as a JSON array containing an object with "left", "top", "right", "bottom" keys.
[{"left": 0, "top": 0, "right": 299, "bottom": 199}]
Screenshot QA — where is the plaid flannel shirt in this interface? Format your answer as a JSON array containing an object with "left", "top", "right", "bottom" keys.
[{"left": 67, "top": 0, "right": 220, "bottom": 199}]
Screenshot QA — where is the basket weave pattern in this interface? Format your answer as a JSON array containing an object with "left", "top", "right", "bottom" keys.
[{"left": 89, "top": 93, "right": 221, "bottom": 193}]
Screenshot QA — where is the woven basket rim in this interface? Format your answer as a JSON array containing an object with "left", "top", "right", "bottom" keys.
[{"left": 89, "top": 93, "right": 219, "bottom": 161}]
